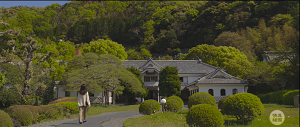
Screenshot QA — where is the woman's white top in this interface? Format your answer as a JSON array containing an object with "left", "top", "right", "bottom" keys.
[{"left": 77, "top": 92, "right": 91, "bottom": 106}]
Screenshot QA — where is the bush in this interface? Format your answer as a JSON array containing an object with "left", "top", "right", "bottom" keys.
[
  {"left": 165, "top": 96, "right": 183, "bottom": 112},
  {"left": 188, "top": 92, "right": 215, "bottom": 108},
  {"left": 186, "top": 104, "right": 223, "bottom": 127},
  {"left": 0, "top": 109, "right": 13, "bottom": 127},
  {"left": 11, "top": 118, "right": 21, "bottom": 127},
  {"left": 269, "top": 90, "right": 290, "bottom": 104},
  {"left": 0, "top": 88, "right": 21, "bottom": 109},
  {"left": 283, "top": 90, "right": 300, "bottom": 105},
  {"left": 6, "top": 106, "right": 33, "bottom": 126},
  {"left": 21, "top": 105, "right": 40, "bottom": 123},
  {"left": 37, "top": 105, "right": 61, "bottom": 120},
  {"left": 53, "top": 101, "right": 79, "bottom": 114},
  {"left": 257, "top": 93, "right": 270, "bottom": 104},
  {"left": 222, "top": 93, "right": 264, "bottom": 123},
  {"left": 218, "top": 95, "right": 230, "bottom": 109},
  {"left": 139, "top": 99, "right": 160, "bottom": 115}
]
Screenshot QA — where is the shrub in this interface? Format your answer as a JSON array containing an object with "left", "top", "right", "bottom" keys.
[
  {"left": 283, "top": 90, "right": 300, "bottom": 105},
  {"left": 186, "top": 104, "right": 223, "bottom": 127},
  {"left": 11, "top": 118, "right": 21, "bottom": 127},
  {"left": 0, "top": 109, "right": 13, "bottom": 127},
  {"left": 6, "top": 106, "right": 33, "bottom": 126},
  {"left": 0, "top": 88, "right": 21, "bottom": 109},
  {"left": 21, "top": 105, "right": 40, "bottom": 123},
  {"left": 139, "top": 99, "right": 160, "bottom": 115},
  {"left": 37, "top": 105, "right": 61, "bottom": 120},
  {"left": 257, "top": 93, "right": 270, "bottom": 104},
  {"left": 218, "top": 95, "right": 230, "bottom": 110},
  {"left": 269, "top": 90, "right": 290, "bottom": 104},
  {"left": 53, "top": 102, "right": 79, "bottom": 114},
  {"left": 188, "top": 92, "right": 215, "bottom": 108},
  {"left": 165, "top": 96, "right": 183, "bottom": 112},
  {"left": 222, "top": 93, "right": 264, "bottom": 123}
]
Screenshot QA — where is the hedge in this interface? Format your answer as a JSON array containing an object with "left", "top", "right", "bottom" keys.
[
  {"left": 283, "top": 90, "right": 299, "bottom": 105},
  {"left": 6, "top": 106, "right": 33, "bottom": 126},
  {"left": 0, "top": 109, "right": 13, "bottom": 127}
]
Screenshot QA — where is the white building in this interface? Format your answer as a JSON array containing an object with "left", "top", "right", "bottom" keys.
[{"left": 55, "top": 57, "right": 248, "bottom": 104}]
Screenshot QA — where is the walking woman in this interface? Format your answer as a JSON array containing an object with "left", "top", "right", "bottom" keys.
[{"left": 77, "top": 84, "right": 91, "bottom": 124}]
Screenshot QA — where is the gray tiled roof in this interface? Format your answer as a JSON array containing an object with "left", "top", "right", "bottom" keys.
[
  {"left": 188, "top": 68, "right": 248, "bottom": 85},
  {"left": 122, "top": 60, "right": 218, "bottom": 74}
]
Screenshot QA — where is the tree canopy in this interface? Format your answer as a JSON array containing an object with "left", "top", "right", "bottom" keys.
[{"left": 158, "top": 66, "right": 181, "bottom": 97}]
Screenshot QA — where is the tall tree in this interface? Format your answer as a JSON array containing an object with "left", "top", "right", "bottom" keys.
[
  {"left": 158, "top": 66, "right": 181, "bottom": 97},
  {"left": 0, "top": 23, "right": 53, "bottom": 104}
]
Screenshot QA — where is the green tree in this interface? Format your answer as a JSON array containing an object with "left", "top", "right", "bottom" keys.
[
  {"left": 81, "top": 39, "right": 127, "bottom": 60},
  {"left": 65, "top": 53, "right": 145, "bottom": 105},
  {"left": 158, "top": 66, "right": 181, "bottom": 97},
  {"left": 184, "top": 44, "right": 253, "bottom": 78},
  {"left": 0, "top": 74, "right": 5, "bottom": 88},
  {"left": 0, "top": 24, "right": 53, "bottom": 104}
]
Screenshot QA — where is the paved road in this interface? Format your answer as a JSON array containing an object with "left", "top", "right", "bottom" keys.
[
  {"left": 29, "top": 111, "right": 142, "bottom": 127},
  {"left": 29, "top": 105, "right": 189, "bottom": 127}
]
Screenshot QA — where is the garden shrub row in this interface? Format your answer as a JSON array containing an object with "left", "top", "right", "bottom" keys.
[
  {"left": 1, "top": 98, "right": 79, "bottom": 126},
  {"left": 186, "top": 92, "right": 264, "bottom": 126},
  {"left": 257, "top": 90, "right": 299, "bottom": 105}
]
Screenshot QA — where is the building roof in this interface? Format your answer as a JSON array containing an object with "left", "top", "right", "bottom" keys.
[
  {"left": 187, "top": 68, "right": 248, "bottom": 86},
  {"left": 122, "top": 58, "right": 218, "bottom": 74}
]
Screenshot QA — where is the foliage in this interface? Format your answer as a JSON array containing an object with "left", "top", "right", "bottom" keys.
[
  {"left": 282, "top": 90, "right": 300, "bottom": 105},
  {"left": 81, "top": 39, "right": 127, "bottom": 60},
  {"left": 0, "top": 88, "right": 21, "bottom": 109},
  {"left": 0, "top": 63, "right": 23, "bottom": 86},
  {"left": 183, "top": 44, "right": 253, "bottom": 78},
  {"left": 158, "top": 66, "right": 181, "bottom": 97},
  {"left": 6, "top": 106, "right": 33, "bottom": 126},
  {"left": 218, "top": 95, "right": 230, "bottom": 110},
  {"left": 0, "top": 109, "right": 13, "bottom": 127},
  {"left": 53, "top": 102, "right": 79, "bottom": 114},
  {"left": 187, "top": 92, "right": 216, "bottom": 108},
  {"left": 66, "top": 53, "right": 145, "bottom": 105},
  {"left": 269, "top": 90, "right": 290, "bottom": 104},
  {"left": 139, "top": 99, "right": 160, "bottom": 115},
  {"left": 186, "top": 104, "right": 224, "bottom": 127},
  {"left": 37, "top": 105, "right": 61, "bottom": 120},
  {"left": 165, "top": 96, "right": 183, "bottom": 112},
  {"left": 222, "top": 93, "right": 264, "bottom": 123},
  {"left": 0, "top": 74, "right": 5, "bottom": 88},
  {"left": 257, "top": 93, "right": 271, "bottom": 104}
]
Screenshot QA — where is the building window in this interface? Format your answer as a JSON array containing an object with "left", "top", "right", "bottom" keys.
[
  {"left": 144, "top": 76, "right": 158, "bottom": 82},
  {"left": 232, "top": 89, "right": 238, "bottom": 95},
  {"left": 208, "top": 89, "right": 214, "bottom": 96},
  {"left": 65, "top": 91, "right": 70, "bottom": 97},
  {"left": 179, "top": 77, "right": 183, "bottom": 82},
  {"left": 221, "top": 89, "right": 226, "bottom": 96}
]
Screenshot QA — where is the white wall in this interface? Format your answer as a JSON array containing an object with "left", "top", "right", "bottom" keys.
[
  {"left": 70, "top": 92, "right": 77, "bottom": 97},
  {"left": 197, "top": 84, "right": 246, "bottom": 96},
  {"left": 56, "top": 87, "right": 65, "bottom": 99}
]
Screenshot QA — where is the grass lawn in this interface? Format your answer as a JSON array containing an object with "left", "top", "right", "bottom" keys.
[{"left": 124, "top": 104, "right": 299, "bottom": 127}]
